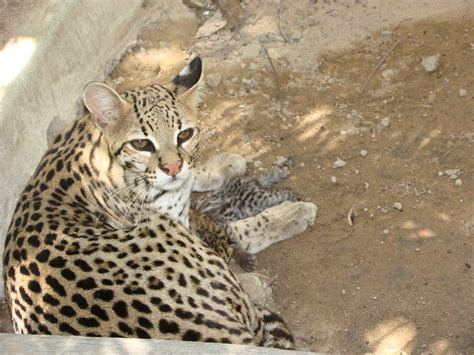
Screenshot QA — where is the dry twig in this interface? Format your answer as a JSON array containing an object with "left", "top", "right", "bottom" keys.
[
  {"left": 263, "top": 46, "right": 284, "bottom": 115},
  {"left": 359, "top": 40, "right": 401, "bottom": 94},
  {"left": 347, "top": 204, "right": 356, "bottom": 226},
  {"left": 393, "top": 17, "right": 413, "bottom": 32},
  {"left": 277, "top": 0, "right": 289, "bottom": 43}
]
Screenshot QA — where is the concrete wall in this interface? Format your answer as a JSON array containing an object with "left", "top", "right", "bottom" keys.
[{"left": 0, "top": 0, "right": 191, "bottom": 296}]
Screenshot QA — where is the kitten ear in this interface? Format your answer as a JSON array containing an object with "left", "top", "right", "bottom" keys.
[
  {"left": 82, "top": 82, "right": 127, "bottom": 129},
  {"left": 170, "top": 56, "right": 204, "bottom": 106}
]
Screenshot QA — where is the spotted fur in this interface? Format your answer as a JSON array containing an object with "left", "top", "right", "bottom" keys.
[
  {"left": 2, "top": 57, "right": 295, "bottom": 349},
  {"left": 193, "top": 167, "right": 301, "bottom": 224}
]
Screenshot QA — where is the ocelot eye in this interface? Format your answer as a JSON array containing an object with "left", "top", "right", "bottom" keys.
[
  {"left": 130, "top": 139, "right": 155, "bottom": 152},
  {"left": 177, "top": 128, "right": 194, "bottom": 145}
]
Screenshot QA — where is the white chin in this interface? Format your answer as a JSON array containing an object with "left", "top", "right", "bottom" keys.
[{"left": 159, "top": 178, "right": 186, "bottom": 191}]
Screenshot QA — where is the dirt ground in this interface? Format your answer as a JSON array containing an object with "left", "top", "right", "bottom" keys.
[
  {"left": 1, "top": 0, "right": 473, "bottom": 353},
  {"left": 109, "top": 1, "right": 473, "bottom": 353}
]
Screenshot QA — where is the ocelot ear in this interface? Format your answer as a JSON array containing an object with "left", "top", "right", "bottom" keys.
[
  {"left": 170, "top": 56, "right": 204, "bottom": 106},
  {"left": 82, "top": 82, "right": 127, "bottom": 130}
]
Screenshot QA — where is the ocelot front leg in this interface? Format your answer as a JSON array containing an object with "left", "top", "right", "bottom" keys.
[
  {"left": 226, "top": 201, "right": 317, "bottom": 254},
  {"left": 189, "top": 210, "right": 256, "bottom": 271}
]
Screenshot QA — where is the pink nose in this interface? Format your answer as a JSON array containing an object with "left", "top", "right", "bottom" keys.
[{"left": 160, "top": 160, "right": 183, "bottom": 177}]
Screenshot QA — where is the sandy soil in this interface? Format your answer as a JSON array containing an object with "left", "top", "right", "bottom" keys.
[{"left": 2, "top": 1, "right": 473, "bottom": 353}]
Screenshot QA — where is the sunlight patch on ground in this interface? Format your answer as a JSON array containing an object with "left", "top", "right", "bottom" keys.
[
  {"left": 297, "top": 106, "right": 333, "bottom": 142},
  {"left": 427, "top": 338, "right": 450, "bottom": 353},
  {"left": 0, "top": 37, "right": 36, "bottom": 104},
  {"left": 365, "top": 317, "right": 416, "bottom": 354}
]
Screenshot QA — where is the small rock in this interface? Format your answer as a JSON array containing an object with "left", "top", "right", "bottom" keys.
[
  {"left": 189, "top": 0, "right": 205, "bottom": 8},
  {"left": 382, "top": 69, "right": 396, "bottom": 81},
  {"left": 444, "top": 169, "right": 461, "bottom": 179},
  {"left": 455, "top": 179, "right": 462, "bottom": 186},
  {"left": 196, "top": 11, "right": 227, "bottom": 38},
  {"left": 206, "top": 73, "right": 222, "bottom": 88},
  {"left": 459, "top": 89, "right": 467, "bottom": 97},
  {"left": 382, "top": 229, "right": 389, "bottom": 235},
  {"left": 381, "top": 117, "right": 391, "bottom": 128},
  {"left": 331, "top": 176, "right": 337, "bottom": 183},
  {"left": 393, "top": 202, "right": 403, "bottom": 211},
  {"left": 275, "top": 156, "right": 289, "bottom": 167},
  {"left": 421, "top": 54, "right": 441, "bottom": 72},
  {"left": 242, "top": 78, "right": 255, "bottom": 88},
  {"left": 300, "top": 163, "right": 305, "bottom": 168},
  {"left": 333, "top": 159, "right": 346, "bottom": 168},
  {"left": 438, "top": 171, "right": 444, "bottom": 176},
  {"left": 360, "top": 149, "right": 368, "bottom": 157}
]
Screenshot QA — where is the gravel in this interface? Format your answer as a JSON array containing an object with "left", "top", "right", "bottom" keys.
[
  {"left": 381, "top": 117, "right": 391, "bottom": 128},
  {"left": 393, "top": 202, "right": 403, "bottom": 211},
  {"left": 360, "top": 149, "right": 368, "bottom": 157},
  {"left": 421, "top": 54, "right": 441, "bottom": 72},
  {"left": 333, "top": 159, "right": 347, "bottom": 168}
]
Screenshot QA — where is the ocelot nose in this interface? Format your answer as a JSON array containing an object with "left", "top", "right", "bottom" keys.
[{"left": 159, "top": 160, "right": 183, "bottom": 177}]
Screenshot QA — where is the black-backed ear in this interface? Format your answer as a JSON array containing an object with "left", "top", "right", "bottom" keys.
[
  {"left": 82, "top": 82, "right": 127, "bottom": 130},
  {"left": 170, "top": 56, "right": 204, "bottom": 106}
]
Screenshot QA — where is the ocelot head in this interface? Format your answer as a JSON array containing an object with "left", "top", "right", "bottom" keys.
[{"left": 83, "top": 57, "right": 204, "bottom": 191}]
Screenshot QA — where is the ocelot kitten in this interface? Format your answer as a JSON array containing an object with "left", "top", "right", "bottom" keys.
[
  {"left": 191, "top": 161, "right": 301, "bottom": 270},
  {"left": 3, "top": 56, "right": 317, "bottom": 348}
]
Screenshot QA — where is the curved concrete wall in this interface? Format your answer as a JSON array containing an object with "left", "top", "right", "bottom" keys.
[{"left": 0, "top": 0, "right": 192, "bottom": 296}]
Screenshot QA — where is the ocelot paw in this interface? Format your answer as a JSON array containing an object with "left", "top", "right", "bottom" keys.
[{"left": 233, "top": 247, "right": 256, "bottom": 272}]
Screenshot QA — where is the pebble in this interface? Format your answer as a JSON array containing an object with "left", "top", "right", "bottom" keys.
[
  {"left": 421, "top": 54, "right": 440, "bottom": 72},
  {"left": 275, "top": 156, "right": 288, "bottom": 167},
  {"left": 444, "top": 169, "right": 461, "bottom": 179},
  {"left": 360, "top": 149, "right": 368, "bottom": 157},
  {"left": 206, "top": 73, "right": 222, "bottom": 88},
  {"left": 381, "top": 116, "right": 391, "bottom": 128},
  {"left": 382, "top": 229, "right": 389, "bottom": 235},
  {"left": 393, "top": 202, "right": 403, "bottom": 211},
  {"left": 196, "top": 11, "right": 227, "bottom": 38},
  {"left": 331, "top": 176, "right": 337, "bottom": 183},
  {"left": 333, "top": 159, "right": 346, "bottom": 168},
  {"left": 455, "top": 179, "right": 462, "bottom": 187},
  {"left": 300, "top": 163, "right": 305, "bottom": 168},
  {"left": 459, "top": 89, "right": 467, "bottom": 97}
]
